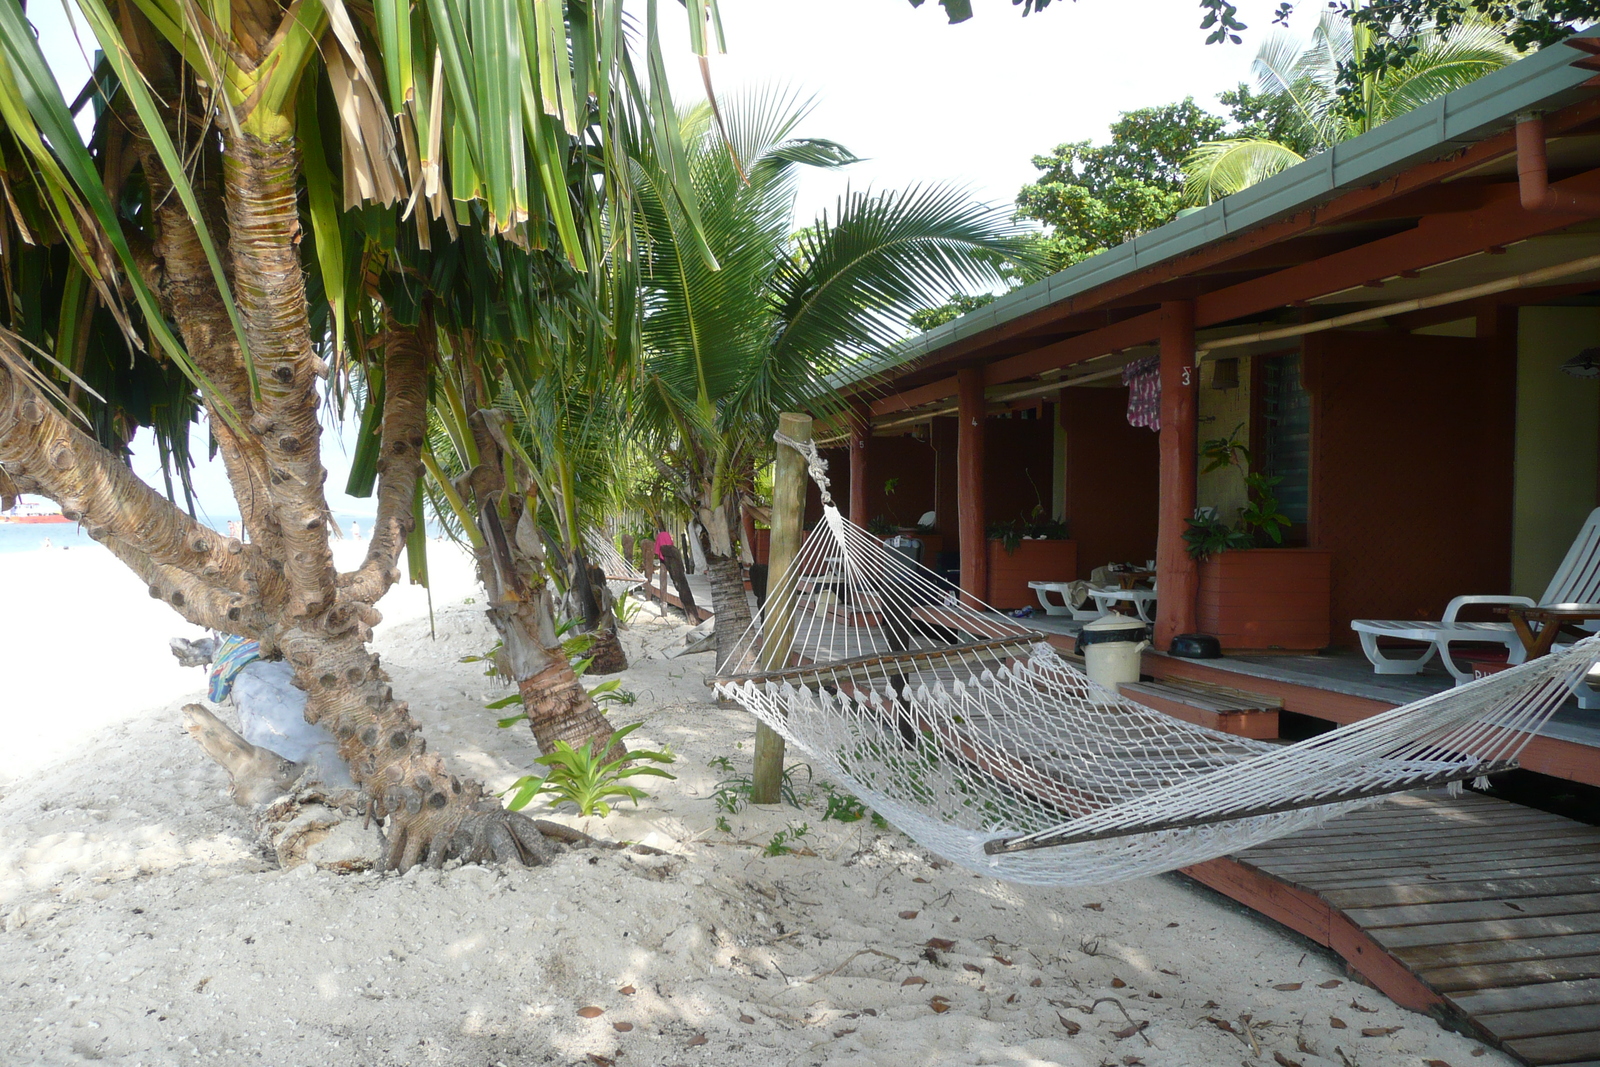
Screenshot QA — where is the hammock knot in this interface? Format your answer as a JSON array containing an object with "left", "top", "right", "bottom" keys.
[{"left": 774, "top": 430, "right": 834, "bottom": 507}]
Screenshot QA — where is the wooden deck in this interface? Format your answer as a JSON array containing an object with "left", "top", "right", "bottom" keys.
[{"left": 1183, "top": 790, "right": 1600, "bottom": 1066}]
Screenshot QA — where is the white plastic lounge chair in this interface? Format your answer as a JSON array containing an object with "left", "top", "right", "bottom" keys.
[
  {"left": 1352, "top": 507, "right": 1600, "bottom": 699},
  {"left": 1089, "top": 584, "right": 1157, "bottom": 624},
  {"left": 1029, "top": 580, "right": 1102, "bottom": 620}
]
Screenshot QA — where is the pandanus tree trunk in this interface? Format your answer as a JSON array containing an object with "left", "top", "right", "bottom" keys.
[
  {"left": 571, "top": 550, "right": 628, "bottom": 675},
  {"left": 695, "top": 495, "right": 754, "bottom": 670},
  {"left": 0, "top": 126, "right": 558, "bottom": 875},
  {"left": 461, "top": 410, "right": 624, "bottom": 757}
]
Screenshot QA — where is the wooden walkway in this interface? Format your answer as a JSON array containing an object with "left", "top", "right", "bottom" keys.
[{"left": 1185, "top": 790, "right": 1600, "bottom": 1066}]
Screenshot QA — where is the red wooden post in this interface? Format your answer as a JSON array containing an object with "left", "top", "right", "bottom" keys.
[
  {"left": 957, "top": 367, "right": 988, "bottom": 606},
  {"left": 848, "top": 401, "right": 871, "bottom": 526},
  {"left": 1156, "top": 300, "right": 1199, "bottom": 648}
]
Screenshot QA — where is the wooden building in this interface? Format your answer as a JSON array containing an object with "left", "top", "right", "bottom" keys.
[{"left": 814, "top": 36, "right": 1600, "bottom": 1063}]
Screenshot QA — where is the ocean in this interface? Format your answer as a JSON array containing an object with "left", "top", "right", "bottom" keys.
[{"left": 0, "top": 513, "right": 379, "bottom": 555}]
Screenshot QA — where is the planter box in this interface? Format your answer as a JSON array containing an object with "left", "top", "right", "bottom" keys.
[
  {"left": 1197, "top": 548, "right": 1333, "bottom": 652},
  {"left": 892, "top": 531, "right": 943, "bottom": 562},
  {"left": 986, "top": 538, "right": 1078, "bottom": 610}
]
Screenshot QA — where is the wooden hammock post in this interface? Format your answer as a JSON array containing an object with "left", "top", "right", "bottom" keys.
[{"left": 752, "top": 412, "right": 811, "bottom": 803}]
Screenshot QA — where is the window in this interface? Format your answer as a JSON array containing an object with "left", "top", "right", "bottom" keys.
[{"left": 1259, "top": 352, "right": 1311, "bottom": 529}]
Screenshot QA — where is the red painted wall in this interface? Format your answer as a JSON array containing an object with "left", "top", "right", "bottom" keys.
[
  {"left": 1304, "top": 330, "right": 1516, "bottom": 646},
  {"left": 857, "top": 434, "right": 939, "bottom": 529},
  {"left": 1060, "top": 387, "right": 1161, "bottom": 574},
  {"left": 983, "top": 415, "right": 1056, "bottom": 528}
]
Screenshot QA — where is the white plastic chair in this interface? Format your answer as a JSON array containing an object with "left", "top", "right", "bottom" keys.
[
  {"left": 1029, "top": 580, "right": 1102, "bottom": 620},
  {"left": 1352, "top": 507, "right": 1600, "bottom": 703}
]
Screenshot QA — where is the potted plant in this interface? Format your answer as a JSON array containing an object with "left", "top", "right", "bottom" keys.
[
  {"left": 1185, "top": 425, "right": 1331, "bottom": 651},
  {"left": 986, "top": 507, "right": 1076, "bottom": 610}
]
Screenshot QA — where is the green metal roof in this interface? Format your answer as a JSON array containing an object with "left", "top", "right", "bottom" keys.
[{"left": 846, "top": 26, "right": 1600, "bottom": 386}]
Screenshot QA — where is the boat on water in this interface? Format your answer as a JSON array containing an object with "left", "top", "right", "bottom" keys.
[{"left": 0, "top": 500, "right": 71, "bottom": 524}]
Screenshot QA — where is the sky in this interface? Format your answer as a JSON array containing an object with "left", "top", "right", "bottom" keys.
[{"left": 22, "top": 0, "right": 1320, "bottom": 521}]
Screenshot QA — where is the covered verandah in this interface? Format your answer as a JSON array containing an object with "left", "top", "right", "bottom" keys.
[
  {"left": 808, "top": 36, "right": 1600, "bottom": 1064},
  {"left": 824, "top": 35, "right": 1600, "bottom": 791}
]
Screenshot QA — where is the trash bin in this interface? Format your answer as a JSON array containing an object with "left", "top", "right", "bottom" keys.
[{"left": 1075, "top": 614, "right": 1150, "bottom": 692}]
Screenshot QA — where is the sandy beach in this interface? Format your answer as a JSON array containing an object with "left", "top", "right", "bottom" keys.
[{"left": 0, "top": 540, "right": 1510, "bottom": 1066}]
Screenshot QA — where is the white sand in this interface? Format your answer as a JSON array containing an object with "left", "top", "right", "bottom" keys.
[{"left": 0, "top": 541, "right": 1508, "bottom": 1067}]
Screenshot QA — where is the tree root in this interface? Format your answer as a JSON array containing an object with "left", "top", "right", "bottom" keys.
[{"left": 182, "top": 703, "right": 303, "bottom": 806}]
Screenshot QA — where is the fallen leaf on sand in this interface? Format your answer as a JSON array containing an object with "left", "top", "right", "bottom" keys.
[
  {"left": 1083, "top": 902, "right": 1104, "bottom": 911},
  {"left": 618, "top": 985, "right": 636, "bottom": 995},
  {"left": 1274, "top": 983, "right": 1302, "bottom": 991},
  {"left": 899, "top": 911, "right": 919, "bottom": 919},
  {"left": 902, "top": 976, "right": 928, "bottom": 987},
  {"left": 1330, "top": 1017, "right": 1347, "bottom": 1029},
  {"left": 1472, "top": 1050, "right": 1487, "bottom": 1058},
  {"left": 1274, "top": 1054, "right": 1304, "bottom": 1067},
  {"left": 1166, "top": 922, "right": 1179, "bottom": 928},
  {"left": 913, "top": 877, "right": 930, "bottom": 883},
  {"left": 586, "top": 1055, "right": 614, "bottom": 1067},
  {"left": 1203, "top": 1000, "right": 1219, "bottom": 1009},
  {"left": 1123, "top": 1058, "right": 1145, "bottom": 1066},
  {"left": 1030, "top": 978, "right": 1043, "bottom": 988},
  {"left": 1319, "top": 980, "right": 1342, "bottom": 989},
  {"left": 577, "top": 1007, "right": 604, "bottom": 1019},
  {"left": 1206, "top": 1017, "right": 1237, "bottom": 1034},
  {"left": 1159, "top": 968, "right": 1179, "bottom": 976},
  {"left": 963, "top": 963, "right": 985, "bottom": 975},
  {"left": 926, "top": 938, "right": 956, "bottom": 951},
  {"left": 1362, "top": 1026, "right": 1401, "bottom": 1037},
  {"left": 1350, "top": 1000, "right": 1378, "bottom": 1014},
  {"left": 1110, "top": 978, "right": 1126, "bottom": 988},
  {"left": 930, "top": 996, "right": 952, "bottom": 1014},
  {"left": 612, "top": 1022, "right": 633, "bottom": 1032},
  {"left": 686, "top": 1034, "right": 708, "bottom": 1047},
  {"left": 1425, "top": 1060, "right": 1453, "bottom": 1066},
  {"left": 1057, "top": 1013, "right": 1081, "bottom": 1035},
  {"left": 993, "top": 954, "right": 1014, "bottom": 966},
  {"left": 833, "top": 1028, "right": 856, "bottom": 1038},
  {"left": 1006, "top": 993, "right": 1017, "bottom": 1004},
  {"left": 1147, "top": 991, "right": 1163, "bottom": 999},
  {"left": 1113, "top": 1020, "right": 1149, "bottom": 1040},
  {"left": 739, "top": 1014, "right": 754, "bottom": 1024}
]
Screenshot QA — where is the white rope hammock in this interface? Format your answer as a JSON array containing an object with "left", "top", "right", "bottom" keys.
[
  {"left": 712, "top": 434, "right": 1599, "bottom": 887},
  {"left": 584, "top": 530, "right": 647, "bottom": 602}
]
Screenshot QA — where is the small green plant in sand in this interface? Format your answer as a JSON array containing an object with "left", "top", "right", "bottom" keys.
[
  {"left": 502, "top": 723, "right": 676, "bottom": 817},
  {"left": 763, "top": 823, "right": 812, "bottom": 856},
  {"left": 715, "top": 815, "right": 733, "bottom": 834},
  {"left": 614, "top": 593, "right": 643, "bottom": 625},
  {"left": 709, "top": 759, "right": 811, "bottom": 813},
  {"left": 818, "top": 782, "right": 889, "bottom": 829}
]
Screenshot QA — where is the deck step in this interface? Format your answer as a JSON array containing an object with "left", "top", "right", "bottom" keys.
[{"left": 1120, "top": 678, "right": 1282, "bottom": 739}]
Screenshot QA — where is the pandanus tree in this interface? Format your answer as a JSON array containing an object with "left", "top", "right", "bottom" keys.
[
  {"left": 1182, "top": 6, "right": 1516, "bottom": 204},
  {"left": 416, "top": 298, "right": 638, "bottom": 756},
  {"left": 0, "top": 0, "right": 718, "bottom": 869},
  {"left": 631, "top": 91, "right": 1034, "bottom": 666}
]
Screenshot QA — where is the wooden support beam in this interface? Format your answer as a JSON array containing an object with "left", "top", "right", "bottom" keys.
[
  {"left": 752, "top": 412, "right": 812, "bottom": 804},
  {"left": 957, "top": 367, "right": 988, "bottom": 608},
  {"left": 1156, "top": 301, "right": 1199, "bottom": 649},
  {"left": 848, "top": 401, "right": 870, "bottom": 526}
]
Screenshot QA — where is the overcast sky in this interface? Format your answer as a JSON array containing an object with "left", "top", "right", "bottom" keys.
[{"left": 24, "top": 0, "right": 1318, "bottom": 521}]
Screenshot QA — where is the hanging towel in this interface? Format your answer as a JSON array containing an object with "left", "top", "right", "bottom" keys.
[
  {"left": 1121, "top": 355, "right": 1161, "bottom": 431},
  {"left": 208, "top": 634, "right": 262, "bottom": 703}
]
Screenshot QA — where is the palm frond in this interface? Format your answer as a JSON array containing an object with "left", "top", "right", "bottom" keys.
[{"left": 1182, "top": 138, "right": 1305, "bottom": 205}]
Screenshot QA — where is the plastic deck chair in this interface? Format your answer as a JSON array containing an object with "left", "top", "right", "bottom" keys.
[{"left": 1352, "top": 508, "right": 1600, "bottom": 705}]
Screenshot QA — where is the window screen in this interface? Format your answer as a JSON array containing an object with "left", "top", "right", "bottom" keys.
[{"left": 1260, "top": 353, "right": 1311, "bottom": 526}]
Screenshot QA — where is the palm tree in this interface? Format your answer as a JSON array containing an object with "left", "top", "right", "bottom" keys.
[
  {"left": 1183, "top": 7, "right": 1516, "bottom": 204},
  {"left": 632, "top": 90, "right": 1034, "bottom": 666},
  {"left": 0, "top": 0, "right": 715, "bottom": 871}
]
